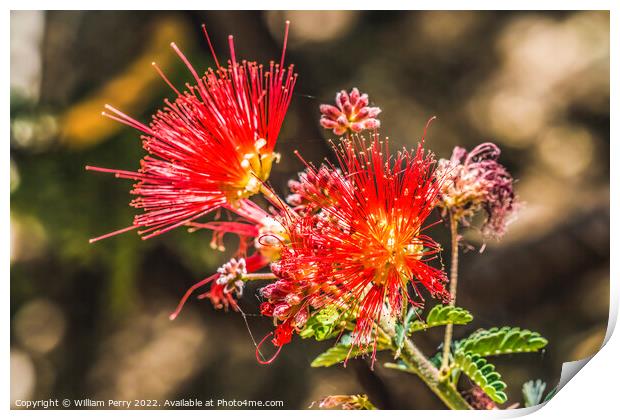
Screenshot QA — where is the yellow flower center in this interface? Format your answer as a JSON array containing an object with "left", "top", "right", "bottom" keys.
[
  {"left": 229, "top": 138, "right": 280, "bottom": 201},
  {"left": 358, "top": 213, "right": 424, "bottom": 286}
]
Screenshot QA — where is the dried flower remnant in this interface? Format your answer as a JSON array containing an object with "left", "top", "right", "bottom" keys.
[
  {"left": 86, "top": 22, "right": 297, "bottom": 242},
  {"left": 319, "top": 88, "right": 381, "bottom": 135},
  {"left": 170, "top": 253, "right": 269, "bottom": 319},
  {"left": 168, "top": 199, "right": 284, "bottom": 320},
  {"left": 436, "top": 142, "right": 518, "bottom": 239},
  {"left": 311, "top": 394, "right": 377, "bottom": 410},
  {"left": 215, "top": 257, "right": 247, "bottom": 293},
  {"left": 461, "top": 386, "right": 498, "bottom": 410},
  {"left": 279, "top": 135, "right": 449, "bottom": 350},
  {"left": 197, "top": 280, "right": 240, "bottom": 312}
]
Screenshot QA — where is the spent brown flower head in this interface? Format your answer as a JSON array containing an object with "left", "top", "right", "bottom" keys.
[
  {"left": 311, "top": 394, "right": 377, "bottom": 410},
  {"left": 461, "top": 386, "right": 498, "bottom": 410},
  {"left": 436, "top": 142, "right": 518, "bottom": 239}
]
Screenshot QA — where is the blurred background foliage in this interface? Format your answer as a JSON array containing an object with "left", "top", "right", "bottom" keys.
[{"left": 10, "top": 10, "right": 609, "bottom": 409}]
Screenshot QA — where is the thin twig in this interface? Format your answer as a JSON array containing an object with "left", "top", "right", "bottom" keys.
[{"left": 441, "top": 215, "right": 460, "bottom": 372}]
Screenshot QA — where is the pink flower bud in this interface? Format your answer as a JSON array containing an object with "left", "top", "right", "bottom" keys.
[{"left": 319, "top": 88, "right": 382, "bottom": 136}]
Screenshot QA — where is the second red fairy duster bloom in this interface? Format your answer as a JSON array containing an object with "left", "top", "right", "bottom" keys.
[
  {"left": 87, "top": 22, "right": 297, "bottom": 241},
  {"left": 278, "top": 134, "right": 449, "bottom": 348}
]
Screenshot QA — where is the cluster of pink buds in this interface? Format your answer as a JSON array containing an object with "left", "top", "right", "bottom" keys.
[
  {"left": 260, "top": 265, "right": 306, "bottom": 321},
  {"left": 257, "top": 243, "right": 326, "bottom": 349},
  {"left": 259, "top": 280, "right": 309, "bottom": 344},
  {"left": 286, "top": 166, "right": 346, "bottom": 215},
  {"left": 319, "top": 88, "right": 381, "bottom": 135},
  {"left": 195, "top": 258, "right": 248, "bottom": 312},
  {"left": 215, "top": 257, "right": 246, "bottom": 294}
]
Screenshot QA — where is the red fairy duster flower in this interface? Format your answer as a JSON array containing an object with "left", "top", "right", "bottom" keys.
[
  {"left": 436, "top": 142, "right": 518, "bottom": 239},
  {"left": 320, "top": 88, "right": 381, "bottom": 135},
  {"left": 86, "top": 22, "right": 297, "bottom": 242},
  {"left": 280, "top": 134, "right": 449, "bottom": 346}
]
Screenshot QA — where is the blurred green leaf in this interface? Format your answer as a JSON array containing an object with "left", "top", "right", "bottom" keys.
[
  {"left": 543, "top": 385, "right": 559, "bottom": 403},
  {"left": 522, "top": 379, "right": 546, "bottom": 407}
]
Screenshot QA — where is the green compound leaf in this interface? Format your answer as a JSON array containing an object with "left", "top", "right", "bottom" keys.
[
  {"left": 455, "top": 327, "right": 548, "bottom": 357},
  {"left": 311, "top": 335, "right": 391, "bottom": 368},
  {"left": 408, "top": 304, "right": 473, "bottom": 333},
  {"left": 299, "top": 307, "right": 348, "bottom": 341},
  {"left": 454, "top": 351, "right": 508, "bottom": 404},
  {"left": 522, "top": 379, "right": 547, "bottom": 407},
  {"left": 394, "top": 306, "right": 420, "bottom": 352}
]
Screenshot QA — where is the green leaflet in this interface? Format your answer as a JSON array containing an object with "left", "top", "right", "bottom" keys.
[
  {"left": 394, "top": 306, "right": 419, "bottom": 352},
  {"left": 311, "top": 335, "right": 391, "bottom": 367},
  {"left": 542, "top": 385, "right": 558, "bottom": 403},
  {"left": 454, "top": 351, "right": 508, "bottom": 404},
  {"left": 299, "top": 307, "right": 347, "bottom": 341},
  {"left": 522, "top": 379, "right": 547, "bottom": 407},
  {"left": 408, "top": 304, "right": 473, "bottom": 333},
  {"left": 455, "top": 327, "right": 548, "bottom": 357},
  {"left": 383, "top": 361, "right": 413, "bottom": 373}
]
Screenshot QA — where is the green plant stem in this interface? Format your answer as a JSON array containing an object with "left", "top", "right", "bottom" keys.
[
  {"left": 242, "top": 273, "right": 277, "bottom": 281},
  {"left": 441, "top": 216, "right": 460, "bottom": 372},
  {"left": 379, "top": 319, "right": 472, "bottom": 410}
]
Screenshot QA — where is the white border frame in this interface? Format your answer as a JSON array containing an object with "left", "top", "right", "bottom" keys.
[{"left": 4, "top": 2, "right": 617, "bottom": 419}]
